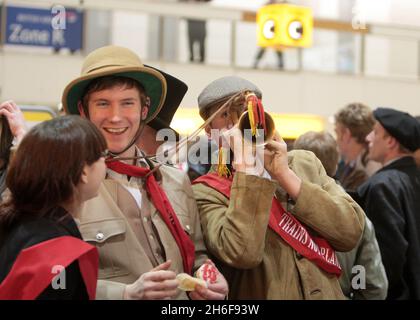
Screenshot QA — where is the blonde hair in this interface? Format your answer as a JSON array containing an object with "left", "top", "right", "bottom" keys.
[{"left": 294, "top": 131, "right": 339, "bottom": 177}]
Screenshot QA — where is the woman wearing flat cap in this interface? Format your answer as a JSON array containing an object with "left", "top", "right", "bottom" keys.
[
  {"left": 61, "top": 45, "right": 228, "bottom": 300},
  {"left": 192, "top": 75, "right": 366, "bottom": 299},
  {"left": 357, "top": 107, "right": 420, "bottom": 300}
]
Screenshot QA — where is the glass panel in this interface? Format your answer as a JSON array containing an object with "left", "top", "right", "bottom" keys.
[
  {"left": 110, "top": 10, "right": 150, "bottom": 60},
  {"left": 206, "top": 19, "right": 232, "bottom": 66},
  {"left": 302, "top": 29, "right": 339, "bottom": 73},
  {"left": 364, "top": 35, "right": 418, "bottom": 78}
]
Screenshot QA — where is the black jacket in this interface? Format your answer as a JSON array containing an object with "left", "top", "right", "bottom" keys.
[
  {"left": 0, "top": 207, "right": 88, "bottom": 300},
  {"left": 358, "top": 156, "right": 420, "bottom": 299}
]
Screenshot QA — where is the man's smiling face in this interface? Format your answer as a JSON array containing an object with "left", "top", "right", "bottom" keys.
[{"left": 84, "top": 85, "right": 148, "bottom": 158}]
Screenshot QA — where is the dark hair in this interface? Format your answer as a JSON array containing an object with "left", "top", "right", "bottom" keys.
[
  {"left": 0, "top": 117, "right": 13, "bottom": 166},
  {"left": 0, "top": 115, "right": 107, "bottom": 227},
  {"left": 0, "top": 117, "right": 14, "bottom": 196},
  {"left": 81, "top": 76, "right": 148, "bottom": 117}
]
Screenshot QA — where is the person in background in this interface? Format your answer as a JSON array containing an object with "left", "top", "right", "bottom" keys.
[
  {"left": 294, "top": 131, "right": 338, "bottom": 177},
  {"left": 0, "top": 101, "right": 27, "bottom": 199},
  {"left": 192, "top": 75, "right": 365, "bottom": 299},
  {"left": 294, "top": 131, "right": 388, "bottom": 300},
  {"left": 61, "top": 45, "right": 228, "bottom": 300},
  {"left": 0, "top": 116, "right": 106, "bottom": 299},
  {"left": 253, "top": 48, "right": 284, "bottom": 70},
  {"left": 334, "top": 103, "right": 381, "bottom": 194},
  {"left": 180, "top": 0, "right": 211, "bottom": 63},
  {"left": 186, "top": 137, "right": 216, "bottom": 182},
  {"left": 358, "top": 107, "right": 420, "bottom": 299}
]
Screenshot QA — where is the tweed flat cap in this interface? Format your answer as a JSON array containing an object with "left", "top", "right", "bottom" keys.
[
  {"left": 373, "top": 107, "right": 420, "bottom": 152},
  {"left": 197, "top": 76, "right": 262, "bottom": 119}
]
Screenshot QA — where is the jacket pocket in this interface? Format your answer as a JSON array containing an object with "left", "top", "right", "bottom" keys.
[
  {"left": 155, "top": 201, "right": 195, "bottom": 237},
  {"left": 177, "top": 213, "right": 193, "bottom": 236},
  {"left": 79, "top": 218, "right": 131, "bottom": 279}
]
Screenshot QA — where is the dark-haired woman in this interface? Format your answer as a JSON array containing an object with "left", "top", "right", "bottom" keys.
[{"left": 0, "top": 115, "right": 107, "bottom": 300}]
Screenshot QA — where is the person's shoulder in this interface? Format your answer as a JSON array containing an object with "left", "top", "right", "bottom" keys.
[
  {"left": 191, "top": 175, "right": 230, "bottom": 203},
  {"left": 288, "top": 149, "right": 317, "bottom": 161},
  {"left": 359, "top": 169, "right": 400, "bottom": 197},
  {"left": 287, "top": 149, "right": 323, "bottom": 171},
  {"left": 159, "top": 163, "right": 188, "bottom": 179},
  {"left": 369, "top": 166, "right": 403, "bottom": 184},
  {"left": 3, "top": 215, "right": 71, "bottom": 254},
  {"left": 158, "top": 163, "right": 192, "bottom": 189}
]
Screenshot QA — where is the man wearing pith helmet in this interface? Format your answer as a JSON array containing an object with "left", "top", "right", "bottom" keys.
[
  {"left": 191, "top": 75, "right": 365, "bottom": 299},
  {"left": 62, "top": 45, "right": 228, "bottom": 300},
  {"left": 357, "top": 107, "right": 420, "bottom": 300}
]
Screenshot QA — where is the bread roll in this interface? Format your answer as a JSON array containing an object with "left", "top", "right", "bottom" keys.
[{"left": 176, "top": 273, "right": 207, "bottom": 291}]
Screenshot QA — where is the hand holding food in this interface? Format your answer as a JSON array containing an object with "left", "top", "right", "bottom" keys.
[{"left": 176, "top": 273, "right": 207, "bottom": 291}]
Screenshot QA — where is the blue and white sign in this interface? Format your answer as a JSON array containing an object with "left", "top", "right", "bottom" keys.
[{"left": 5, "top": 6, "right": 83, "bottom": 51}]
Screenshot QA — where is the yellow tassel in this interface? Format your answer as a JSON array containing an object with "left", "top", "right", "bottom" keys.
[
  {"left": 217, "top": 147, "right": 231, "bottom": 177},
  {"left": 247, "top": 99, "right": 257, "bottom": 137}
]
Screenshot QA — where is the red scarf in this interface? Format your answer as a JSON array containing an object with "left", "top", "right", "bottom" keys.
[
  {"left": 106, "top": 160, "right": 195, "bottom": 274},
  {"left": 0, "top": 236, "right": 98, "bottom": 300},
  {"left": 193, "top": 173, "right": 342, "bottom": 277}
]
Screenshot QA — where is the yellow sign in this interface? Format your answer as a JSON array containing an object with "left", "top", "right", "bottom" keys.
[
  {"left": 22, "top": 111, "right": 55, "bottom": 122},
  {"left": 270, "top": 113, "right": 325, "bottom": 140},
  {"left": 171, "top": 108, "right": 325, "bottom": 140},
  {"left": 257, "top": 4, "right": 313, "bottom": 48},
  {"left": 20, "top": 106, "right": 57, "bottom": 128}
]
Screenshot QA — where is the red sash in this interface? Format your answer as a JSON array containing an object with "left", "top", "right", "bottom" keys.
[
  {"left": 106, "top": 160, "right": 195, "bottom": 274},
  {"left": 194, "top": 173, "right": 342, "bottom": 277},
  {"left": 0, "top": 236, "right": 98, "bottom": 300}
]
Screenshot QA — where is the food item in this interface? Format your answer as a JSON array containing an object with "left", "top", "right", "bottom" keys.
[
  {"left": 176, "top": 273, "right": 207, "bottom": 291},
  {"left": 195, "top": 263, "right": 218, "bottom": 284}
]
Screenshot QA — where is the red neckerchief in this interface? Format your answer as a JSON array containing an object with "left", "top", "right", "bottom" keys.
[
  {"left": 193, "top": 173, "right": 342, "bottom": 277},
  {"left": 0, "top": 236, "right": 98, "bottom": 300},
  {"left": 106, "top": 160, "right": 195, "bottom": 274}
]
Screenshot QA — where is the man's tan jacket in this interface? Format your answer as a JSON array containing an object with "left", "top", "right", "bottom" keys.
[
  {"left": 193, "top": 150, "right": 365, "bottom": 299},
  {"left": 77, "top": 164, "right": 208, "bottom": 299}
]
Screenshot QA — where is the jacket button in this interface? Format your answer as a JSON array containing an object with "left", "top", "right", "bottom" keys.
[
  {"left": 296, "top": 252, "right": 303, "bottom": 260},
  {"left": 96, "top": 232, "right": 104, "bottom": 241},
  {"left": 185, "top": 225, "right": 191, "bottom": 232}
]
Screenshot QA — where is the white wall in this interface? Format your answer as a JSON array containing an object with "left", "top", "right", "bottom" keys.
[
  {"left": 1, "top": 51, "right": 419, "bottom": 118},
  {"left": 0, "top": 51, "right": 82, "bottom": 108},
  {"left": 163, "top": 62, "right": 420, "bottom": 117}
]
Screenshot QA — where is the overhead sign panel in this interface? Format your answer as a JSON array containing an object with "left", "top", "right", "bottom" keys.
[{"left": 5, "top": 6, "right": 83, "bottom": 51}]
